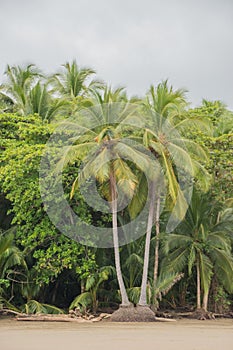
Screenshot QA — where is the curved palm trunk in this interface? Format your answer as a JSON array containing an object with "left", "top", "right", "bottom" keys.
[
  {"left": 139, "top": 181, "right": 156, "bottom": 306},
  {"left": 153, "top": 196, "right": 161, "bottom": 284},
  {"left": 110, "top": 171, "right": 130, "bottom": 306},
  {"left": 196, "top": 256, "right": 201, "bottom": 309}
]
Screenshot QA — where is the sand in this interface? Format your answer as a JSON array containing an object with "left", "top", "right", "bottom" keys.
[{"left": 0, "top": 318, "right": 232, "bottom": 350}]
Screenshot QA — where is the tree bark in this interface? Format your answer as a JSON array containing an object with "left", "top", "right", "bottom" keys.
[
  {"left": 110, "top": 170, "right": 130, "bottom": 306},
  {"left": 138, "top": 181, "right": 156, "bottom": 306},
  {"left": 153, "top": 196, "right": 161, "bottom": 284},
  {"left": 196, "top": 256, "right": 201, "bottom": 309},
  {"left": 202, "top": 289, "right": 209, "bottom": 312}
]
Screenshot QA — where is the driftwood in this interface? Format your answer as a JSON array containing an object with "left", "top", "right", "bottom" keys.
[
  {"left": 213, "top": 313, "right": 233, "bottom": 319},
  {"left": 16, "top": 312, "right": 111, "bottom": 323},
  {"left": 173, "top": 310, "right": 233, "bottom": 320},
  {"left": 155, "top": 317, "right": 176, "bottom": 322},
  {"left": 16, "top": 313, "right": 176, "bottom": 323},
  {"left": 155, "top": 312, "right": 232, "bottom": 320},
  {"left": 16, "top": 315, "right": 90, "bottom": 322},
  {"left": 0, "top": 309, "right": 26, "bottom": 317},
  {"left": 10, "top": 310, "right": 233, "bottom": 323}
]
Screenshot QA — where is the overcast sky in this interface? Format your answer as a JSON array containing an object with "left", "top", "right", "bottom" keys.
[{"left": 1, "top": 0, "right": 233, "bottom": 108}]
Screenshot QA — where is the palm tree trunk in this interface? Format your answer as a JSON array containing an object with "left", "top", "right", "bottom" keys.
[
  {"left": 202, "top": 289, "right": 209, "bottom": 312},
  {"left": 110, "top": 170, "right": 130, "bottom": 306},
  {"left": 81, "top": 280, "right": 85, "bottom": 294},
  {"left": 93, "top": 291, "right": 98, "bottom": 314},
  {"left": 139, "top": 181, "right": 156, "bottom": 306},
  {"left": 196, "top": 256, "right": 201, "bottom": 309},
  {"left": 153, "top": 195, "right": 161, "bottom": 283}
]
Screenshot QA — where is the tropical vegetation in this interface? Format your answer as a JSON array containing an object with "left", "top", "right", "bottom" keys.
[{"left": 0, "top": 61, "right": 232, "bottom": 317}]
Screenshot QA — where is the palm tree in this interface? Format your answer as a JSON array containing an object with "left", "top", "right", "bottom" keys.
[
  {"left": 50, "top": 60, "right": 98, "bottom": 99},
  {"left": 0, "top": 64, "right": 41, "bottom": 114},
  {"left": 49, "top": 60, "right": 103, "bottom": 115},
  {"left": 27, "top": 82, "right": 68, "bottom": 122},
  {"left": 0, "top": 64, "right": 67, "bottom": 121},
  {"left": 162, "top": 191, "right": 233, "bottom": 311},
  {"left": 69, "top": 265, "right": 115, "bottom": 313},
  {"left": 0, "top": 229, "right": 26, "bottom": 305},
  {"left": 59, "top": 103, "right": 154, "bottom": 306},
  {"left": 91, "top": 85, "right": 128, "bottom": 104},
  {"left": 0, "top": 230, "right": 26, "bottom": 280},
  {"left": 137, "top": 81, "right": 210, "bottom": 306},
  {"left": 145, "top": 80, "right": 187, "bottom": 118}
]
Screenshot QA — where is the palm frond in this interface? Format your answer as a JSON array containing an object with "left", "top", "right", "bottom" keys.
[
  {"left": 152, "top": 272, "right": 184, "bottom": 301},
  {"left": 69, "top": 292, "right": 93, "bottom": 310}
]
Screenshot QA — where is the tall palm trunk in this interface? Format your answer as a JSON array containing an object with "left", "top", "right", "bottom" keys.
[
  {"left": 202, "top": 289, "right": 209, "bottom": 312},
  {"left": 110, "top": 170, "right": 130, "bottom": 306},
  {"left": 153, "top": 195, "right": 161, "bottom": 284},
  {"left": 196, "top": 256, "right": 201, "bottom": 309},
  {"left": 139, "top": 181, "right": 156, "bottom": 306}
]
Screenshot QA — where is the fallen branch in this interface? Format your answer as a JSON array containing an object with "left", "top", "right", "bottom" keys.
[
  {"left": 155, "top": 317, "right": 176, "bottom": 322},
  {"left": 16, "top": 315, "right": 91, "bottom": 322},
  {"left": 213, "top": 313, "right": 233, "bottom": 319},
  {"left": 0, "top": 309, "right": 25, "bottom": 317},
  {"left": 16, "top": 312, "right": 111, "bottom": 323}
]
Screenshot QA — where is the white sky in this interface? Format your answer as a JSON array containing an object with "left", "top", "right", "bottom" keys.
[{"left": 1, "top": 0, "right": 233, "bottom": 108}]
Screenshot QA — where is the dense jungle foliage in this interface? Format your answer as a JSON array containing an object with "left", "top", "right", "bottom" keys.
[{"left": 0, "top": 61, "right": 232, "bottom": 315}]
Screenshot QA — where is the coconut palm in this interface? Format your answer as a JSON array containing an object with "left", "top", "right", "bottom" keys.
[
  {"left": 137, "top": 81, "right": 210, "bottom": 307},
  {"left": 91, "top": 85, "right": 128, "bottom": 104},
  {"left": 27, "top": 82, "right": 68, "bottom": 122},
  {"left": 49, "top": 60, "right": 103, "bottom": 115},
  {"left": 145, "top": 80, "right": 187, "bottom": 118},
  {"left": 59, "top": 103, "right": 154, "bottom": 306},
  {"left": 0, "top": 64, "right": 67, "bottom": 121},
  {"left": 162, "top": 191, "right": 233, "bottom": 311},
  {"left": 0, "top": 64, "right": 41, "bottom": 114},
  {"left": 50, "top": 60, "right": 98, "bottom": 99}
]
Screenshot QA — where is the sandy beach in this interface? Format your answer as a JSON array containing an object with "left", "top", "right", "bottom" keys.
[{"left": 0, "top": 318, "right": 232, "bottom": 350}]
